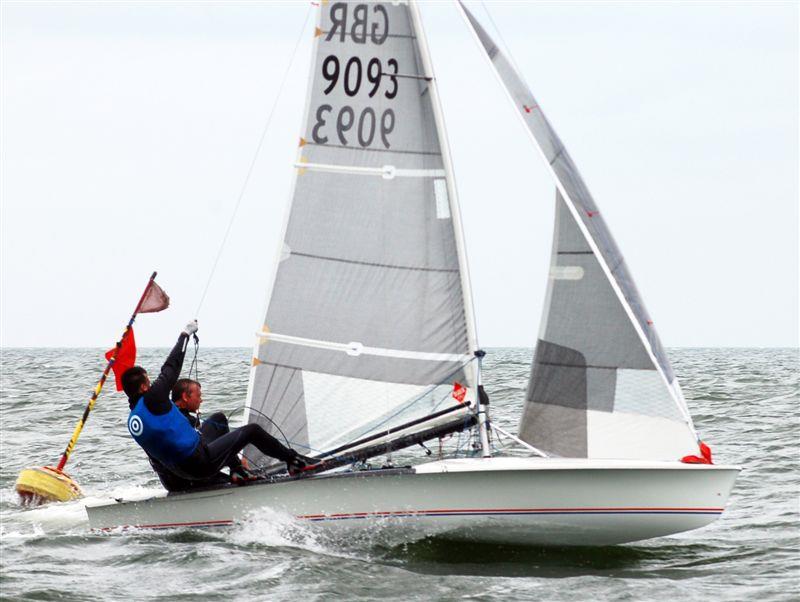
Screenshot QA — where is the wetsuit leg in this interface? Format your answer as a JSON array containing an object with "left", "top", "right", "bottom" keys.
[
  {"left": 196, "top": 424, "right": 294, "bottom": 475},
  {"left": 200, "top": 412, "right": 243, "bottom": 473},
  {"left": 200, "top": 412, "right": 229, "bottom": 442}
]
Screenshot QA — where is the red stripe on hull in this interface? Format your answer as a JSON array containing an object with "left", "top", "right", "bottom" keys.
[
  {"left": 98, "top": 507, "right": 725, "bottom": 530},
  {"left": 298, "top": 507, "right": 725, "bottom": 520}
]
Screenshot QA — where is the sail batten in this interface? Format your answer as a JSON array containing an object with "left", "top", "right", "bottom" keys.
[
  {"left": 257, "top": 331, "right": 472, "bottom": 363},
  {"left": 458, "top": 2, "right": 698, "bottom": 460},
  {"left": 245, "top": 1, "right": 477, "bottom": 462}
]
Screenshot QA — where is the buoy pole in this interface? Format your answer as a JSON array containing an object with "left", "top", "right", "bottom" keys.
[
  {"left": 16, "top": 272, "right": 158, "bottom": 505},
  {"left": 55, "top": 272, "right": 158, "bottom": 471}
]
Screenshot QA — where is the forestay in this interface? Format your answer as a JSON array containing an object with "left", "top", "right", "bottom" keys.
[
  {"left": 245, "top": 1, "right": 477, "bottom": 463},
  {"left": 459, "top": 2, "right": 698, "bottom": 460}
]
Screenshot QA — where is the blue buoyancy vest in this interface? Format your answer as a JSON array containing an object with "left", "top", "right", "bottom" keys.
[{"left": 128, "top": 397, "right": 200, "bottom": 467}]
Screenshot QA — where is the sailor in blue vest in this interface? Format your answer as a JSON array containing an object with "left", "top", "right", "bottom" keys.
[
  {"left": 148, "top": 378, "right": 261, "bottom": 490},
  {"left": 122, "top": 321, "right": 311, "bottom": 489}
]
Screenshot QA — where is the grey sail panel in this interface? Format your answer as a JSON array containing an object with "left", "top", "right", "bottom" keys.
[
  {"left": 519, "top": 196, "right": 691, "bottom": 459},
  {"left": 459, "top": 3, "right": 697, "bottom": 459},
  {"left": 247, "top": 362, "right": 309, "bottom": 456},
  {"left": 536, "top": 197, "right": 653, "bottom": 372},
  {"left": 246, "top": 1, "right": 476, "bottom": 462}
]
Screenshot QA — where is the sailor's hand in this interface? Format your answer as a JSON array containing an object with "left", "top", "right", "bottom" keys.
[{"left": 182, "top": 319, "right": 199, "bottom": 336}]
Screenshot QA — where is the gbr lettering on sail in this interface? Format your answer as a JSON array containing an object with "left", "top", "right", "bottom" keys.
[{"left": 311, "top": 2, "right": 398, "bottom": 149}]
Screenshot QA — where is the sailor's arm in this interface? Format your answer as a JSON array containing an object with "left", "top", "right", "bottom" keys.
[{"left": 144, "top": 321, "right": 198, "bottom": 414}]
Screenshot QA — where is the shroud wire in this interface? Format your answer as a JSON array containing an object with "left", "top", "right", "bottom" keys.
[{"left": 194, "top": 5, "right": 313, "bottom": 317}]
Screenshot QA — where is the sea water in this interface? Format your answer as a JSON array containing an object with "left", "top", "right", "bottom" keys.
[{"left": 1, "top": 347, "right": 798, "bottom": 601}]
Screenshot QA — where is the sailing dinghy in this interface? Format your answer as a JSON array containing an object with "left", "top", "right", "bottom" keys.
[{"left": 87, "top": 1, "right": 739, "bottom": 545}]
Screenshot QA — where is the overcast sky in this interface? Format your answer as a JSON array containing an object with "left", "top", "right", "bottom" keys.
[{"left": 1, "top": 1, "right": 797, "bottom": 349}]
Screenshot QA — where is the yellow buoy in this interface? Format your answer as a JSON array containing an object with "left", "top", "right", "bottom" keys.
[{"left": 15, "top": 466, "right": 82, "bottom": 506}]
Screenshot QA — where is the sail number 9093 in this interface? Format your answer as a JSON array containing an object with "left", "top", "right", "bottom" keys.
[
  {"left": 312, "top": 105, "right": 395, "bottom": 149},
  {"left": 322, "top": 55, "right": 398, "bottom": 99}
]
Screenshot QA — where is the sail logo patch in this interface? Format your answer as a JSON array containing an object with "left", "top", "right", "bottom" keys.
[
  {"left": 550, "top": 266, "right": 585, "bottom": 280},
  {"left": 128, "top": 415, "right": 144, "bottom": 437}
]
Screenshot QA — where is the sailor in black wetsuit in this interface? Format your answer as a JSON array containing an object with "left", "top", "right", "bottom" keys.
[
  {"left": 151, "top": 378, "right": 259, "bottom": 490},
  {"left": 122, "top": 321, "right": 311, "bottom": 491}
]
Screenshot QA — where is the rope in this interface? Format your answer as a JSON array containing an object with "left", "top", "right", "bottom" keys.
[
  {"left": 187, "top": 334, "right": 200, "bottom": 381},
  {"left": 244, "top": 406, "right": 292, "bottom": 450},
  {"left": 194, "top": 4, "right": 314, "bottom": 317},
  {"left": 237, "top": 406, "right": 330, "bottom": 473}
]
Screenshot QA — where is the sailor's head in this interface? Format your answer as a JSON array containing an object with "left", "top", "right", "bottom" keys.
[
  {"left": 172, "top": 378, "right": 202, "bottom": 412},
  {"left": 121, "top": 366, "right": 150, "bottom": 398}
]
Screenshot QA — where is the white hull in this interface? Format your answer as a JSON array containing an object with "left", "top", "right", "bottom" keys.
[{"left": 86, "top": 458, "right": 739, "bottom": 546}]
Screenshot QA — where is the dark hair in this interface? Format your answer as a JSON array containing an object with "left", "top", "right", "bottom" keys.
[
  {"left": 172, "top": 378, "right": 200, "bottom": 404},
  {"left": 122, "top": 366, "right": 148, "bottom": 398}
]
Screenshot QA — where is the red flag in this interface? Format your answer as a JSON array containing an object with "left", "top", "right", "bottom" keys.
[
  {"left": 138, "top": 281, "right": 170, "bottom": 314},
  {"left": 452, "top": 381, "right": 467, "bottom": 403},
  {"left": 106, "top": 328, "right": 137, "bottom": 391}
]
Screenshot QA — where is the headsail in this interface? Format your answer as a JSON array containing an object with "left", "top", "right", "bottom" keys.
[
  {"left": 245, "top": 1, "right": 477, "bottom": 463},
  {"left": 458, "top": 2, "right": 698, "bottom": 460}
]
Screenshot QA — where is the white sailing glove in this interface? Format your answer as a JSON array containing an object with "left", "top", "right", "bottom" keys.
[{"left": 182, "top": 319, "right": 199, "bottom": 336}]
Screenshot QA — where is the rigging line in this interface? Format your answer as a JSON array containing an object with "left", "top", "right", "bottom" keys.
[
  {"left": 228, "top": 404, "right": 316, "bottom": 454},
  {"left": 194, "top": 4, "right": 313, "bottom": 317},
  {"left": 244, "top": 406, "right": 292, "bottom": 449},
  {"left": 478, "top": 1, "right": 524, "bottom": 78},
  {"left": 187, "top": 334, "right": 200, "bottom": 381}
]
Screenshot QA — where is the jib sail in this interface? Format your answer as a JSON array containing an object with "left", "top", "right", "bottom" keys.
[{"left": 459, "top": 1, "right": 698, "bottom": 460}]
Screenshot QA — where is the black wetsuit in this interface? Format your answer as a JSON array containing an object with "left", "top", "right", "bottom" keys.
[
  {"left": 175, "top": 418, "right": 297, "bottom": 481},
  {"left": 148, "top": 411, "right": 232, "bottom": 492},
  {"left": 127, "top": 333, "right": 297, "bottom": 491}
]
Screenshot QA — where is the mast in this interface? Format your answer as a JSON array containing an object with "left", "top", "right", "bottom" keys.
[{"left": 408, "top": 0, "right": 490, "bottom": 458}]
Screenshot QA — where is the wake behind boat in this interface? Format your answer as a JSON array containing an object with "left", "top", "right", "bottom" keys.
[{"left": 86, "top": 0, "right": 739, "bottom": 544}]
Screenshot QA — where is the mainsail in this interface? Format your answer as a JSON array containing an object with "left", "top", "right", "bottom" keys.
[
  {"left": 245, "top": 1, "right": 478, "bottom": 463},
  {"left": 459, "top": 3, "right": 698, "bottom": 460}
]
